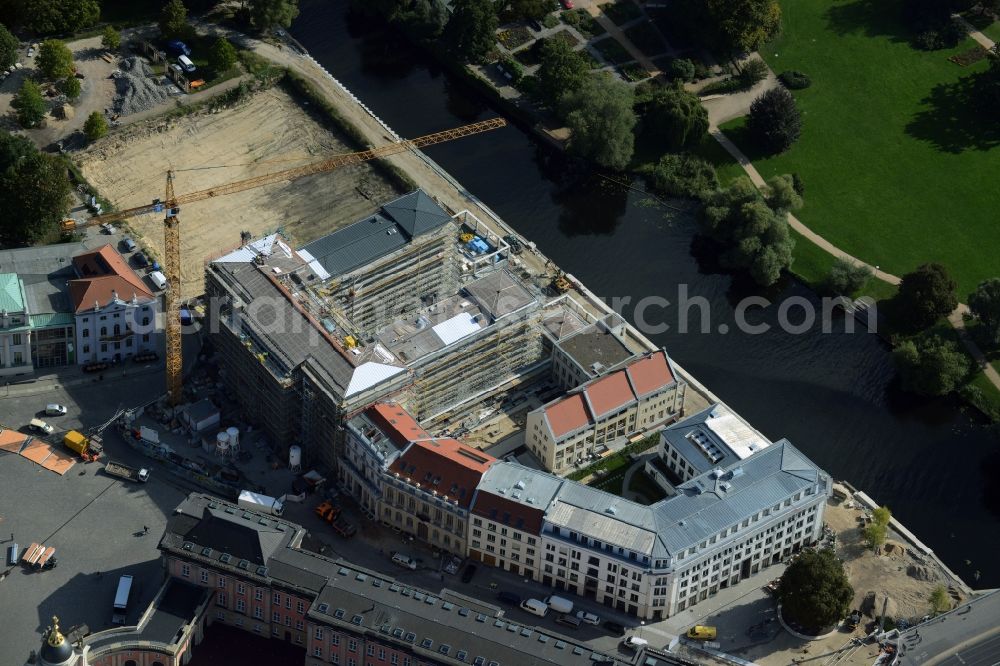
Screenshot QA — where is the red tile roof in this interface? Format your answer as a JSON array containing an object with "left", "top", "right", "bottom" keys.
[
  {"left": 584, "top": 371, "right": 633, "bottom": 419},
  {"left": 389, "top": 438, "right": 496, "bottom": 508},
  {"left": 69, "top": 245, "right": 154, "bottom": 313},
  {"left": 544, "top": 393, "right": 590, "bottom": 438},
  {"left": 368, "top": 402, "right": 431, "bottom": 448},
  {"left": 625, "top": 350, "right": 674, "bottom": 397},
  {"left": 470, "top": 490, "right": 544, "bottom": 534}
]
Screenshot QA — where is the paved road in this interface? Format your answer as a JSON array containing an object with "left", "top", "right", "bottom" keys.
[{"left": 895, "top": 590, "right": 1000, "bottom": 666}]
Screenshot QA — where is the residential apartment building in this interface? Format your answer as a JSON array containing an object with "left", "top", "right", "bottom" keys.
[
  {"left": 341, "top": 402, "right": 429, "bottom": 519},
  {"left": 382, "top": 438, "right": 496, "bottom": 555},
  {"left": 28, "top": 493, "right": 632, "bottom": 666},
  {"left": 548, "top": 315, "right": 636, "bottom": 390},
  {"left": 70, "top": 245, "right": 159, "bottom": 365},
  {"left": 525, "top": 350, "right": 686, "bottom": 473},
  {"left": 0, "top": 274, "right": 32, "bottom": 377}
]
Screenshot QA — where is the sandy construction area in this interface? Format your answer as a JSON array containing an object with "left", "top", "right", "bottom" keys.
[{"left": 76, "top": 87, "right": 400, "bottom": 298}]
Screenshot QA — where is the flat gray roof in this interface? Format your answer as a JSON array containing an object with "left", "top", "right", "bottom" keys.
[
  {"left": 137, "top": 580, "right": 209, "bottom": 644},
  {"left": 556, "top": 324, "right": 634, "bottom": 375}
]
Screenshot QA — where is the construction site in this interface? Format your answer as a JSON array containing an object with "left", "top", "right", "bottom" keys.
[
  {"left": 75, "top": 86, "right": 402, "bottom": 299},
  {"left": 201, "top": 186, "right": 648, "bottom": 473}
]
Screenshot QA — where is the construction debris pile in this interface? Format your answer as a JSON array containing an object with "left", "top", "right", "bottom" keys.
[{"left": 112, "top": 56, "right": 172, "bottom": 116}]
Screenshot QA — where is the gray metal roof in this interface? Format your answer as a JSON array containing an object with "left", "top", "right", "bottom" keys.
[
  {"left": 476, "top": 462, "right": 564, "bottom": 510},
  {"left": 651, "top": 440, "right": 823, "bottom": 557},
  {"left": 660, "top": 406, "right": 742, "bottom": 475},
  {"left": 300, "top": 190, "right": 451, "bottom": 279},
  {"left": 310, "top": 563, "right": 622, "bottom": 665}
]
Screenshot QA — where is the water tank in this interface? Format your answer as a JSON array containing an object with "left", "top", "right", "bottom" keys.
[
  {"left": 289, "top": 445, "right": 302, "bottom": 470},
  {"left": 215, "top": 431, "right": 230, "bottom": 455},
  {"left": 226, "top": 426, "right": 240, "bottom": 449}
]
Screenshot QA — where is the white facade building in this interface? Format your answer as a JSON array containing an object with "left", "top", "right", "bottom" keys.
[{"left": 0, "top": 274, "right": 32, "bottom": 377}]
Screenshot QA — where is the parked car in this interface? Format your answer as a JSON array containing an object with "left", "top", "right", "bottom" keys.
[
  {"left": 27, "top": 46, "right": 35, "bottom": 57},
  {"left": 622, "top": 636, "right": 648, "bottom": 650},
  {"left": 520, "top": 599, "right": 548, "bottom": 617},
  {"left": 528, "top": 19, "right": 543, "bottom": 31},
  {"left": 45, "top": 404, "right": 68, "bottom": 416},
  {"left": 686, "top": 625, "right": 717, "bottom": 640},
  {"left": 603, "top": 621, "right": 626, "bottom": 636},
  {"left": 169, "top": 63, "right": 183, "bottom": 75},
  {"left": 29, "top": 418, "right": 54, "bottom": 435},
  {"left": 575, "top": 611, "right": 600, "bottom": 625},
  {"left": 133, "top": 252, "right": 149, "bottom": 268},
  {"left": 496, "top": 591, "right": 521, "bottom": 605},
  {"left": 559, "top": 0, "right": 574, "bottom": 8},
  {"left": 556, "top": 615, "right": 582, "bottom": 629},
  {"left": 177, "top": 55, "right": 196, "bottom": 73},
  {"left": 167, "top": 40, "right": 191, "bottom": 56},
  {"left": 392, "top": 553, "right": 418, "bottom": 570},
  {"left": 120, "top": 237, "right": 137, "bottom": 252},
  {"left": 460, "top": 564, "right": 477, "bottom": 583},
  {"left": 845, "top": 610, "right": 861, "bottom": 631}
]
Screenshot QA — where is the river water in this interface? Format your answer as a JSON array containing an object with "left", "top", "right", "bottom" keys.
[{"left": 291, "top": 0, "right": 1000, "bottom": 587}]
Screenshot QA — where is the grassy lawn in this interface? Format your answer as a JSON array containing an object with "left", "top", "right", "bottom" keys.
[
  {"left": 691, "top": 133, "right": 748, "bottom": 187},
  {"left": 719, "top": 0, "right": 999, "bottom": 297},
  {"left": 983, "top": 21, "right": 1000, "bottom": 43},
  {"left": 623, "top": 21, "right": 667, "bottom": 56},
  {"left": 603, "top": 0, "right": 643, "bottom": 26},
  {"left": 592, "top": 35, "right": 632, "bottom": 65}
]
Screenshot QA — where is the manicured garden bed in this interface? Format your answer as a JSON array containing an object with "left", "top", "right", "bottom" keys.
[
  {"left": 618, "top": 62, "right": 650, "bottom": 81},
  {"left": 562, "top": 8, "right": 607, "bottom": 38},
  {"left": 592, "top": 35, "right": 632, "bottom": 65},
  {"left": 498, "top": 26, "right": 533, "bottom": 50}
]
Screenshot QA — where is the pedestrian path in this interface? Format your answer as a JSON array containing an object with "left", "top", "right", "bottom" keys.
[
  {"left": 586, "top": 6, "right": 661, "bottom": 77},
  {"left": 952, "top": 14, "right": 997, "bottom": 50}
]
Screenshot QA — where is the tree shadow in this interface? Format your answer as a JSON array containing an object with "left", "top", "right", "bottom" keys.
[
  {"left": 905, "top": 74, "right": 1000, "bottom": 153},
  {"left": 824, "top": 0, "right": 911, "bottom": 43}
]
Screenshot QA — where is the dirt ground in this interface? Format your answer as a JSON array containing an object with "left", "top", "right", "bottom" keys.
[
  {"left": 75, "top": 86, "right": 400, "bottom": 298},
  {"left": 742, "top": 498, "right": 963, "bottom": 666}
]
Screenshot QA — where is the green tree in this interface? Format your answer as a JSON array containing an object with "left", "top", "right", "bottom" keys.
[
  {"left": 537, "top": 38, "right": 589, "bottom": 111},
  {"left": 707, "top": 0, "right": 781, "bottom": 58},
  {"left": 826, "top": 259, "right": 872, "bottom": 295},
  {"left": 21, "top": 0, "right": 99, "bottom": 35},
  {"left": 101, "top": 25, "right": 121, "bottom": 51},
  {"left": 646, "top": 153, "right": 718, "bottom": 199},
  {"left": 443, "top": 0, "right": 498, "bottom": 63},
  {"left": 895, "top": 263, "right": 958, "bottom": 331},
  {"left": 0, "top": 22, "right": 17, "bottom": 69},
  {"left": 893, "top": 333, "right": 971, "bottom": 396},
  {"left": 642, "top": 87, "right": 708, "bottom": 151},
  {"left": 209, "top": 36, "right": 237, "bottom": 75},
  {"left": 871, "top": 505, "right": 891, "bottom": 526},
  {"left": 562, "top": 75, "right": 636, "bottom": 170},
  {"left": 58, "top": 75, "right": 81, "bottom": 99},
  {"left": 394, "top": 0, "right": 447, "bottom": 41},
  {"left": 249, "top": 0, "right": 300, "bottom": 31},
  {"left": 929, "top": 585, "right": 950, "bottom": 613},
  {"left": 160, "top": 0, "right": 189, "bottom": 39},
  {"left": 969, "top": 278, "right": 1000, "bottom": 345},
  {"left": 701, "top": 177, "right": 796, "bottom": 286},
  {"left": 12, "top": 79, "right": 46, "bottom": 127},
  {"left": 509, "top": 0, "right": 551, "bottom": 21},
  {"left": 83, "top": 110, "right": 108, "bottom": 141},
  {"left": 666, "top": 57, "right": 695, "bottom": 82},
  {"left": 0, "top": 133, "right": 71, "bottom": 245},
  {"left": 765, "top": 173, "right": 802, "bottom": 212},
  {"left": 747, "top": 87, "right": 802, "bottom": 154},
  {"left": 738, "top": 57, "right": 769, "bottom": 86},
  {"left": 863, "top": 522, "right": 887, "bottom": 549},
  {"left": 778, "top": 549, "right": 854, "bottom": 633},
  {"left": 38, "top": 39, "right": 75, "bottom": 80}
]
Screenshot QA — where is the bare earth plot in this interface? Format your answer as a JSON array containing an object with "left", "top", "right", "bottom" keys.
[{"left": 76, "top": 87, "right": 400, "bottom": 298}]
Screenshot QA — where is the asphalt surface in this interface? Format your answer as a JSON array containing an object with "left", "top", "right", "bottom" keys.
[{"left": 896, "top": 590, "right": 1000, "bottom": 666}]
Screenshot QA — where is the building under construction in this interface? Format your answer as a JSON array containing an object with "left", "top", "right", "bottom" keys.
[{"left": 205, "top": 191, "right": 602, "bottom": 470}]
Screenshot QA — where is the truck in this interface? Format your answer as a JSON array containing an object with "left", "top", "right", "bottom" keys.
[
  {"left": 112, "top": 574, "right": 134, "bottom": 624},
  {"left": 64, "top": 430, "right": 103, "bottom": 462},
  {"left": 238, "top": 490, "right": 284, "bottom": 516},
  {"left": 105, "top": 461, "right": 150, "bottom": 483}
]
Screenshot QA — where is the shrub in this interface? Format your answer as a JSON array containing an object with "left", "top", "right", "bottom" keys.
[
  {"left": 826, "top": 258, "right": 872, "bottom": 296},
  {"left": 499, "top": 55, "right": 524, "bottom": 84},
  {"left": 59, "top": 76, "right": 81, "bottom": 100},
  {"left": 515, "top": 73, "right": 539, "bottom": 97},
  {"left": 12, "top": 80, "right": 46, "bottom": 127},
  {"left": 912, "top": 29, "right": 940, "bottom": 50},
  {"left": 84, "top": 111, "right": 108, "bottom": 141},
  {"left": 893, "top": 333, "right": 971, "bottom": 396},
  {"left": 647, "top": 153, "right": 719, "bottom": 198},
  {"left": 101, "top": 26, "right": 122, "bottom": 51},
  {"left": 778, "top": 70, "right": 811, "bottom": 90},
  {"left": 738, "top": 58, "right": 769, "bottom": 87},
  {"left": 791, "top": 172, "right": 805, "bottom": 195},
  {"left": 666, "top": 57, "right": 695, "bottom": 81}
]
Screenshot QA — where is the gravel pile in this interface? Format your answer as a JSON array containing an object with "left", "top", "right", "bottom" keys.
[{"left": 112, "top": 56, "right": 172, "bottom": 115}]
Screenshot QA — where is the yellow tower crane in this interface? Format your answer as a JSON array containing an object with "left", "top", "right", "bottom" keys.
[{"left": 64, "top": 117, "right": 507, "bottom": 405}]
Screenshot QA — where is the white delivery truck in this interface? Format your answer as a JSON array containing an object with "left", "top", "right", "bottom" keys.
[
  {"left": 238, "top": 490, "right": 284, "bottom": 516},
  {"left": 545, "top": 595, "right": 574, "bottom": 614},
  {"left": 149, "top": 270, "right": 168, "bottom": 290},
  {"left": 112, "top": 574, "right": 134, "bottom": 625}
]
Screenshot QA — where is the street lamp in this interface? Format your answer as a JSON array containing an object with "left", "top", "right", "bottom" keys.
[{"left": 639, "top": 620, "right": 645, "bottom": 638}]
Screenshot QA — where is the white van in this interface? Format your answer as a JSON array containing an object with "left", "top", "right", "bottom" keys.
[
  {"left": 545, "top": 595, "right": 574, "bottom": 614},
  {"left": 520, "top": 598, "right": 548, "bottom": 617},
  {"left": 149, "top": 270, "right": 168, "bottom": 290},
  {"left": 392, "top": 553, "right": 417, "bottom": 570},
  {"left": 177, "top": 55, "right": 196, "bottom": 72},
  {"left": 622, "top": 636, "right": 649, "bottom": 650}
]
